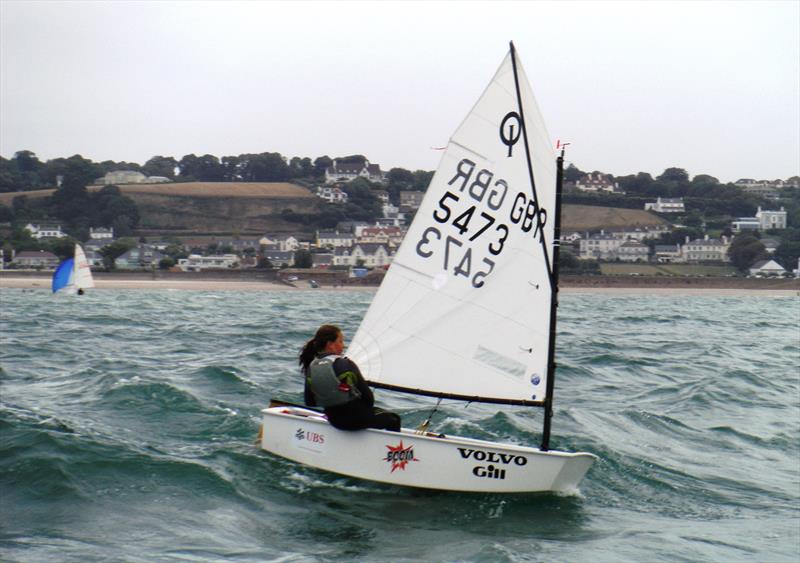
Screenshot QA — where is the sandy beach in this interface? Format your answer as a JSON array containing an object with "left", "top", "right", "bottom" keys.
[{"left": 2, "top": 275, "right": 798, "bottom": 296}]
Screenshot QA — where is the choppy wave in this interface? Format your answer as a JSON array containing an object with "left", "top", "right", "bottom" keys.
[{"left": 1, "top": 288, "right": 798, "bottom": 562}]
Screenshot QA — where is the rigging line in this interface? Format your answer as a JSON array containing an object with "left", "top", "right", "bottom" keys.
[
  {"left": 508, "top": 42, "right": 556, "bottom": 291},
  {"left": 416, "top": 397, "right": 443, "bottom": 434}
]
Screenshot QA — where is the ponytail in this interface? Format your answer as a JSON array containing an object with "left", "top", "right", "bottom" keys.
[{"left": 299, "top": 324, "right": 341, "bottom": 373}]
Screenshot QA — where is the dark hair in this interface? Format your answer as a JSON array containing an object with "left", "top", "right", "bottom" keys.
[{"left": 299, "top": 324, "right": 341, "bottom": 373}]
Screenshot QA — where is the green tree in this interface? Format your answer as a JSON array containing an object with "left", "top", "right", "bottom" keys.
[
  {"left": 158, "top": 256, "right": 176, "bottom": 270},
  {"left": 313, "top": 156, "right": 333, "bottom": 178},
  {"left": 294, "top": 249, "right": 312, "bottom": 268},
  {"left": 99, "top": 238, "right": 136, "bottom": 269},
  {"left": 142, "top": 156, "right": 178, "bottom": 179},
  {"left": 728, "top": 234, "right": 767, "bottom": 271},
  {"left": 657, "top": 167, "right": 690, "bottom": 183}
]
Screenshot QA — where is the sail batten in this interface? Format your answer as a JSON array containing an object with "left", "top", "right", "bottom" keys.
[{"left": 349, "top": 48, "right": 557, "bottom": 405}]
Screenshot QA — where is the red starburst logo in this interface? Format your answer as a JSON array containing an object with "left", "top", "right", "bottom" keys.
[{"left": 384, "top": 440, "right": 419, "bottom": 472}]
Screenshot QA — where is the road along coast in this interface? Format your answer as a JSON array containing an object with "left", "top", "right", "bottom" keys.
[{"left": 1, "top": 271, "right": 798, "bottom": 295}]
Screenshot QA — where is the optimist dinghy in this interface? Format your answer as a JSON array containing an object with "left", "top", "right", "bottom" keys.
[
  {"left": 260, "top": 42, "right": 596, "bottom": 493},
  {"left": 52, "top": 244, "right": 95, "bottom": 295}
]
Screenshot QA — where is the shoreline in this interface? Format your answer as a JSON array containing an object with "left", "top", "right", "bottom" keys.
[{"left": 1, "top": 275, "right": 798, "bottom": 296}]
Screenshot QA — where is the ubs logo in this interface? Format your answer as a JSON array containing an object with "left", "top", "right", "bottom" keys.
[
  {"left": 295, "top": 428, "right": 325, "bottom": 444},
  {"left": 500, "top": 111, "right": 522, "bottom": 157}
]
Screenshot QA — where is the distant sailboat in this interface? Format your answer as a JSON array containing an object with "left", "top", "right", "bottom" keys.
[
  {"left": 259, "top": 43, "right": 596, "bottom": 493},
  {"left": 52, "top": 244, "right": 95, "bottom": 294}
]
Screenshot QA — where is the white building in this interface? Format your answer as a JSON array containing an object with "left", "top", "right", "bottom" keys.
[
  {"left": 177, "top": 254, "right": 239, "bottom": 271},
  {"left": 579, "top": 232, "right": 623, "bottom": 260},
  {"left": 617, "top": 240, "right": 650, "bottom": 262},
  {"left": 316, "top": 186, "right": 348, "bottom": 204},
  {"left": 732, "top": 206, "right": 788, "bottom": 232},
  {"left": 324, "top": 159, "right": 384, "bottom": 184},
  {"left": 24, "top": 223, "right": 66, "bottom": 239},
  {"left": 333, "top": 244, "right": 393, "bottom": 268},
  {"left": 644, "top": 197, "right": 685, "bottom": 213},
  {"left": 89, "top": 227, "right": 114, "bottom": 240},
  {"left": 574, "top": 172, "right": 621, "bottom": 193},
  {"left": 95, "top": 170, "right": 171, "bottom": 185},
  {"left": 259, "top": 235, "right": 300, "bottom": 252},
  {"left": 654, "top": 244, "right": 684, "bottom": 263},
  {"left": 755, "top": 206, "right": 787, "bottom": 230},
  {"left": 316, "top": 231, "right": 354, "bottom": 249},
  {"left": 749, "top": 259, "right": 786, "bottom": 277},
  {"left": 682, "top": 235, "right": 731, "bottom": 262}
]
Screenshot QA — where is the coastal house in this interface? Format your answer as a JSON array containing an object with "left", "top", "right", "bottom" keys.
[
  {"left": 755, "top": 207, "right": 787, "bottom": 230},
  {"left": 324, "top": 159, "right": 384, "bottom": 184},
  {"left": 644, "top": 197, "right": 685, "bottom": 213},
  {"left": 89, "top": 227, "right": 114, "bottom": 240},
  {"left": 654, "top": 244, "right": 684, "bottom": 263},
  {"left": 574, "top": 173, "right": 622, "bottom": 193},
  {"left": 732, "top": 206, "right": 788, "bottom": 232},
  {"left": 262, "top": 250, "right": 294, "bottom": 268},
  {"left": 606, "top": 225, "right": 671, "bottom": 241},
  {"left": 748, "top": 259, "right": 786, "bottom": 277},
  {"left": 399, "top": 191, "right": 425, "bottom": 211},
  {"left": 13, "top": 250, "right": 60, "bottom": 269},
  {"left": 578, "top": 232, "right": 623, "bottom": 260},
  {"left": 334, "top": 243, "right": 393, "bottom": 268},
  {"left": 259, "top": 235, "right": 300, "bottom": 252},
  {"left": 316, "top": 186, "right": 348, "bottom": 204},
  {"left": 311, "top": 253, "right": 334, "bottom": 269},
  {"left": 94, "top": 170, "right": 170, "bottom": 185},
  {"left": 114, "top": 245, "right": 165, "bottom": 270},
  {"left": 731, "top": 217, "right": 760, "bottom": 232},
  {"left": 682, "top": 235, "right": 730, "bottom": 262},
  {"left": 617, "top": 240, "right": 650, "bottom": 262},
  {"left": 316, "top": 231, "right": 354, "bottom": 249},
  {"left": 177, "top": 254, "right": 239, "bottom": 272},
  {"left": 24, "top": 223, "right": 66, "bottom": 239},
  {"left": 356, "top": 226, "right": 405, "bottom": 247}
]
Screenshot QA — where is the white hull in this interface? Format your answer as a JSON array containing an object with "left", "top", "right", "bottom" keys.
[{"left": 260, "top": 406, "right": 595, "bottom": 493}]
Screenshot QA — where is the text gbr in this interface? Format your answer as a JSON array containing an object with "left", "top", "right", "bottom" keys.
[{"left": 415, "top": 158, "right": 549, "bottom": 289}]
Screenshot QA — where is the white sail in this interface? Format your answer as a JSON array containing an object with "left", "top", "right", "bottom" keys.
[
  {"left": 73, "top": 244, "right": 95, "bottom": 290},
  {"left": 349, "top": 50, "right": 557, "bottom": 404}
]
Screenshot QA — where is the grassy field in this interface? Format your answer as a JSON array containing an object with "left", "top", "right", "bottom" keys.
[
  {"left": 0, "top": 182, "right": 314, "bottom": 205},
  {"left": 600, "top": 263, "right": 739, "bottom": 276},
  {"left": 561, "top": 204, "right": 670, "bottom": 231}
]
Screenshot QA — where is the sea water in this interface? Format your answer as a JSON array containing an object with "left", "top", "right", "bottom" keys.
[{"left": 1, "top": 288, "right": 798, "bottom": 562}]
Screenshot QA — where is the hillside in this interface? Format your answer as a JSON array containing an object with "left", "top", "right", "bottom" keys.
[
  {"left": 0, "top": 181, "right": 315, "bottom": 204},
  {"left": 561, "top": 204, "right": 670, "bottom": 231},
  {"left": 0, "top": 182, "right": 323, "bottom": 235},
  {"left": 1, "top": 184, "right": 669, "bottom": 235}
]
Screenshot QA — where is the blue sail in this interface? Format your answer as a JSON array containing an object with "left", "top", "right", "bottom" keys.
[{"left": 52, "top": 258, "right": 74, "bottom": 293}]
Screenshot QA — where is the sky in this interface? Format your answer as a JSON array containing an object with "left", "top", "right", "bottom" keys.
[{"left": 1, "top": 0, "right": 798, "bottom": 184}]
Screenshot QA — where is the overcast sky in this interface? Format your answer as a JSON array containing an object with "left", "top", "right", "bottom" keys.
[{"left": 1, "top": 1, "right": 798, "bottom": 183}]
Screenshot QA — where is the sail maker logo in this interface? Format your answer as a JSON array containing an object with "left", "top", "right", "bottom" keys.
[
  {"left": 384, "top": 440, "right": 419, "bottom": 473},
  {"left": 458, "top": 447, "right": 527, "bottom": 480}
]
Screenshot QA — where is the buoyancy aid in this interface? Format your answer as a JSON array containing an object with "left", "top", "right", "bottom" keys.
[{"left": 307, "top": 355, "right": 361, "bottom": 407}]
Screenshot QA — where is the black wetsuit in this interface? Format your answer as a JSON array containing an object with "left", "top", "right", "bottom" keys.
[{"left": 304, "top": 354, "right": 401, "bottom": 432}]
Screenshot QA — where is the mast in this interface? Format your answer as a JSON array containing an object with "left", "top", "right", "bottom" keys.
[
  {"left": 540, "top": 145, "right": 566, "bottom": 451},
  {"left": 507, "top": 41, "right": 563, "bottom": 449}
]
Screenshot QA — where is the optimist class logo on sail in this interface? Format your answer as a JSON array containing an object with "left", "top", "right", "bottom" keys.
[{"left": 414, "top": 109, "right": 549, "bottom": 289}]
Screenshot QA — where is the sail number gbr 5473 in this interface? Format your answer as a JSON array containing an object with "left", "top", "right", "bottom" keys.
[{"left": 415, "top": 157, "right": 548, "bottom": 288}]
